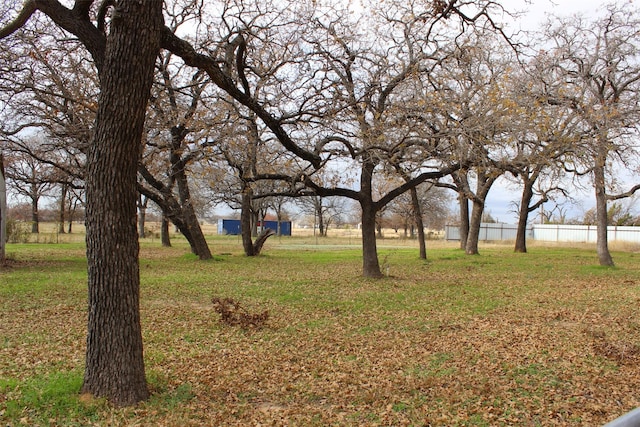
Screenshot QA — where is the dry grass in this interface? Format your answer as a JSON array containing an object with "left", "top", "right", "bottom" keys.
[{"left": 1, "top": 234, "right": 640, "bottom": 426}]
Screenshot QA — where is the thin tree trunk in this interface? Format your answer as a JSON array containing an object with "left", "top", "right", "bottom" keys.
[
  {"left": 138, "top": 194, "right": 147, "bottom": 238},
  {"left": 316, "top": 202, "right": 325, "bottom": 237},
  {"left": 252, "top": 228, "right": 275, "bottom": 255},
  {"left": 31, "top": 191, "right": 39, "bottom": 234},
  {"left": 139, "top": 191, "right": 207, "bottom": 256},
  {"left": 251, "top": 210, "right": 259, "bottom": 237},
  {"left": 82, "top": 1, "right": 162, "bottom": 405},
  {"left": 59, "top": 184, "right": 67, "bottom": 234}
]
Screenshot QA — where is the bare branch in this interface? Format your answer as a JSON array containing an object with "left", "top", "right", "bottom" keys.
[
  {"left": 0, "top": 0, "right": 37, "bottom": 39},
  {"left": 607, "top": 184, "right": 640, "bottom": 201},
  {"left": 97, "top": 0, "right": 115, "bottom": 34},
  {"left": 161, "top": 27, "right": 322, "bottom": 169}
]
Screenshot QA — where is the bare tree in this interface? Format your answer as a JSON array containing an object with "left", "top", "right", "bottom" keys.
[
  {"left": 0, "top": 21, "right": 95, "bottom": 237},
  {"left": 501, "top": 55, "right": 580, "bottom": 253},
  {"left": 3, "top": 138, "right": 56, "bottom": 233},
  {"left": 297, "top": 194, "right": 347, "bottom": 237},
  {"left": 431, "top": 35, "right": 516, "bottom": 255},
  {"left": 542, "top": 4, "right": 640, "bottom": 266}
]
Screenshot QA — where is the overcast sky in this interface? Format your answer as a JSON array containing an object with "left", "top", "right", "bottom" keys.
[{"left": 509, "top": 0, "right": 604, "bottom": 25}]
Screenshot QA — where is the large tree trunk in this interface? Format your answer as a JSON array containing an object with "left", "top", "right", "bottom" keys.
[
  {"left": 0, "top": 154, "right": 6, "bottom": 262},
  {"left": 181, "top": 204, "right": 210, "bottom": 259},
  {"left": 594, "top": 160, "right": 614, "bottom": 266},
  {"left": 465, "top": 175, "right": 496, "bottom": 256},
  {"left": 361, "top": 199, "right": 382, "bottom": 278},
  {"left": 82, "top": 1, "right": 162, "bottom": 406},
  {"left": 514, "top": 182, "right": 534, "bottom": 253},
  {"left": 139, "top": 186, "right": 208, "bottom": 256},
  {"left": 161, "top": 215, "right": 171, "bottom": 247},
  {"left": 411, "top": 186, "right": 426, "bottom": 260},
  {"left": 170, "top": 126, "right": 212, "bottom": 260},
  {"left": 465, "top": 198, "right": 484, "bottom": 255},
  {"left": 241, "top": 185, "right": 256, "bottom": 256},
  {"left": 360, "top": 158, "right": 382, "bottom": 278}
]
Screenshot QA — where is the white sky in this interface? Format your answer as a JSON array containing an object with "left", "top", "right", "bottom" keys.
[{"left": 508, "top": 0, "right": 605, "bottom": 26}]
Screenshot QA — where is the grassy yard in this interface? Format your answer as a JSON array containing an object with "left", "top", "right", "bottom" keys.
[{"left": 1, "top": 234, "right": 639, "bottom": 426}]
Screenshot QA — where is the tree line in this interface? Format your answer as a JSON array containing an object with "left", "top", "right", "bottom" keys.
[{"left": 1, "top": 0, "right": 639, "bottom": 406}]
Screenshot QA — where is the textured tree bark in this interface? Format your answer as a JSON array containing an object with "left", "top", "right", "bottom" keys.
[
  {"left": 360, "top": 159, "right": 382, "bottom": 278},
  {"left": 465, "top": 198, "right": 484, "bottom": 255},
  {"left": 81, "top": 0, "right": 163, "bottom": 406},
  {"left": 361, "top": 201, "right": 382, "bottom": 278},
  {"left": 175, "top": 184, "right": 211, "bottom": 259},
  {"left": 594, "top": 155, "right": 614, "bottom": 266},
  {"left": 170, "top": 126, "right": 212, "bottom": 260},
  {"left": 410, "top": 186, "right": 426, "bottom": 260},
  {"left": 30, "top": 185, "right": 39, "bottom": 233},
  {"left": 58, "top": 184, "right": 67, "bottom": 234},
  {"left": 514, "top": 182, "right": 534, "bottom": 253},
  {"left": 0, "top": 154, "right": 6, "bottom": 262},
  {"left": 241, "top": 185, "right": 256, "bottom": 256}
]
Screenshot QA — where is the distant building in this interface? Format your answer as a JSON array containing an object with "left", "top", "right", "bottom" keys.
[{"left": 217, "top": 219, "right": 292, "bottom": 236}]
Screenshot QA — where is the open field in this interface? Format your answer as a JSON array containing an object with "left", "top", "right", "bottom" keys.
[{"left": 1, "top": 234, "right": 639, "bottom": 426}]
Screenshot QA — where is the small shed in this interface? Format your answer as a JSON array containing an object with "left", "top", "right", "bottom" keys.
[{"left": 217, "top": 219, "right": 241, "bottom": 235}]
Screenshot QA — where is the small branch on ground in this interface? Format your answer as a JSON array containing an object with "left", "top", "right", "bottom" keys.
[{"left": 212, "top": 297, "right": 269, "bottom": 329}]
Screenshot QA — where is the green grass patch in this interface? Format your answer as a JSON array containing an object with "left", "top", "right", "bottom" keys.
[{"left": 0, "top": 370, "right": 106, "bottom": 425}]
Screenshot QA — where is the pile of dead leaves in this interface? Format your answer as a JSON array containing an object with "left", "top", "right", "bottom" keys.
[{"left": 211, "top": 297, "right": 269, "bottom": 329}]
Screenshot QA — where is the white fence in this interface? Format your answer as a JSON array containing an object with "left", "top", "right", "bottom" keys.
[{"left": 445, "top": 223, "right": 640, "bottom": 244}]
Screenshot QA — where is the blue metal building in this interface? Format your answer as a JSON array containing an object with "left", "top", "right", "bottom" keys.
[{"left": 217, "top": 219, "right": 292, "bottom": 236}]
